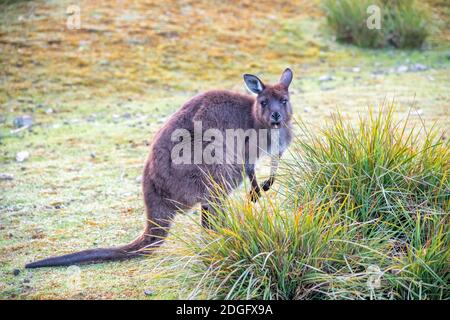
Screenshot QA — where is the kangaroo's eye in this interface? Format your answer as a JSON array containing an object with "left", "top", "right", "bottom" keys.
[
  {"left": 260, "top": 100, "right": 268, "bottom": 107},
  {"left": 281, "top": 99, "right": 288, "bottom": 105}
]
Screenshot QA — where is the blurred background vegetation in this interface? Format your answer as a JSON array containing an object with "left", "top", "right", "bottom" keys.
[
  {"left": 0, "top": 0, "right": 448, "bottom": 299},
  {"left": 323, "top": 0, "right": 432, "bottom": 48}
]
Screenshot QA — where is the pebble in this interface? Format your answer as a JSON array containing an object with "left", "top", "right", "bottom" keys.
[
  {"left": 86, "top": 114, "right": 97, "bottom": 122},
  {"left": 319, "top": 74, "right": 333, "bottom": 82},
  {"left": 372, "top": 69, "right": 385, "bottom": 76},
  {"left": 409, "top": 63, "right": 427, "bottom": 72},
  {"left": 122, "top": 112, "right": 132, "bottom": 119},
  {"left": 396, "top": 65, "right": 408, "bottom": 73},
  {"left": 16, "top": 151, "right": 30, "bottom": 162},
  {"left": 13, "top": 269, "right": 20, "bottom": 276},
  {"left": 13, "top": 115, "right": 33, "bottom": 128},
  {"left": 144, "top": 289, "right": 155, "bottom": 296},
  {"left": 0, "top": 173, "right": 14, "bottom": 181}
]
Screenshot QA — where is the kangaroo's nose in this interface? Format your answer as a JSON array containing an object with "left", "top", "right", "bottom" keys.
[{"left": 271, "top": 112, "right": 281, "bottom": 122}]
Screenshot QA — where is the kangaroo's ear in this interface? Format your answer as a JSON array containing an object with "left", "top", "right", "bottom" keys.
[
  {"left": 280, "top": 68, "right": 293, "bottom": 88},
  {"left": 243, "top": 74, "right": 265, "bottom": 95}
]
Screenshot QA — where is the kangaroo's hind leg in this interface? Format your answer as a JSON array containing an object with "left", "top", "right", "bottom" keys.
[{"left": 140, "top": 183, "right": 179, "bottom": 253}]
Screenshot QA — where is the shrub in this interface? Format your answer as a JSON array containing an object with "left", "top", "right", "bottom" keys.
[
  {"left": 176, "top": 107, "right": 449, "bottom": 300},
  {"left": 322, "top": 0, "right": 431, "bottom": 48},
  {"left": 322, "top": 0, "right": 384, "bottom": 48},
  {"left": 183, "top": 195, "right": 387, "bottom": 299}
]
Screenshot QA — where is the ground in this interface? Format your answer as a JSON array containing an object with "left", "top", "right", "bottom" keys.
[{"left": 0, "top": 0, "right": 449, "bottom": 299}]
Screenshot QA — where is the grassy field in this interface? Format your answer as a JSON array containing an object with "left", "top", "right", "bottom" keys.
[{"left": 0, "top": 0, "right": 449, "bottom": 299}]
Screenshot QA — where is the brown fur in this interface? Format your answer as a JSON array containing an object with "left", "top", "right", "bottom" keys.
[{"left": 25, "top": 69, "right": 294, "bottom": 268}]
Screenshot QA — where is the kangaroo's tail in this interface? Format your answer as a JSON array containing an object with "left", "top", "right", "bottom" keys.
[{"left": 25, "top": 232, "right": 159, "bottom": 268}]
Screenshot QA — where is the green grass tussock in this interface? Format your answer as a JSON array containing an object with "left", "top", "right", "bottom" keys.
[
  {"left": 179, "top": 107, "right": 449, "bottom": 300},
  {"left": 288, "top": 108, "right": 449, "bottom": 227}
]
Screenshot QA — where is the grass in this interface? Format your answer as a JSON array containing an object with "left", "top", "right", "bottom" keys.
[
  {"left": 176, "top": 108, "right": 449, "bottom": 300},
  {"left": 287, "top": 109, "right": 449, "bottom": 225},
  {"left": 0, "top": 0, "right": 449, "bottom": 299}
]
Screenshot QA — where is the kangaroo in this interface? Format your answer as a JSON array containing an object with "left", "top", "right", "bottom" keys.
[{"left": 25, "top": 68, "right": 294, "bottom": 268}]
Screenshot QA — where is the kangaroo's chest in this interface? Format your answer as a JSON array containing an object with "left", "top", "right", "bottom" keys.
[{"left": 258, "top": 127, "right": 292, "bottom": 158}]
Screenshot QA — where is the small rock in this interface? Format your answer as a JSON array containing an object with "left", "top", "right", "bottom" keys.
[
  {"left": 352, "top": 67, "right": 360, "bottom": 73},
  {"left": 319, "top": 74, "right": 333, "bottom": 82},
  {"left": 396, "top": 65, "right": 409, "bottom": 73},
  {"left": 303, "top": 107, "right": 311, "bottom": 113},
  {"left": 372, "top": 69, "right": 384, "bottom": 76},
  {"left": 122, "top": 112, "right": 132, "bottom": 119},
  {"left": 136, "top": 175, "right": 143, "bottom": 183},
  {"left": 90, "top": 152, "right": 96, "bottom": 159},
  {"left": 13, "top": 115, "right": 33, "bottom": 129},
  {"left": 13, "top": 269, "right": 20, "bottom": 276},
  {"left": 409, "top": 63, "right": 427, "bottom": 72},
  {"left": 0, "top": 173, "right": 14, "bottom": 181},
  {"left": 16, "top": 151, "right": 30, "bottom": 162},
  {"left": 411, "top": 109, "right": 424, "bottom": 116},
  {"left": 144, "top": 289, "right": 155, "bottom": 296},
  {"left": 86, "top": 114, "right": 97, "bottom": 122},
  {"left": 126, "top": 38, "right": 146, "bottom": 46},
  {"left": 45, "top": 108, "right": 53, "bottom": 114}
]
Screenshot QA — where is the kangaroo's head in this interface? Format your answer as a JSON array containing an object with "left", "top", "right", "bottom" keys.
[{"left": 243, "top": 68, "right": 293, "bottom": 129}]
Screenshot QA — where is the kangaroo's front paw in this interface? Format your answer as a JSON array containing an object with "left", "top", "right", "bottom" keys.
[
  {"left": 261, "top": 178, "right": 274, "bottom": 191},
  {"left": 249, "top": 187, "right": 261, "bottom": 202}
]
